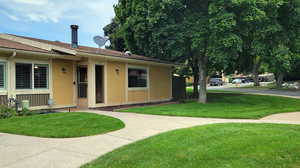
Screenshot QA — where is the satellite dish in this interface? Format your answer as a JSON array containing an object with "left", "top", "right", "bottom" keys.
[{"left": 93, "top": 36, "right": 108, "bottom": 48}]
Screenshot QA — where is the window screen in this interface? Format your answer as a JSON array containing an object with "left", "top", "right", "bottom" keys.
[
  {"left": 128, "top": 68, "right": 148, "bottom": 88},
  {"left": 0, "top": 63, "right": 5, "bottom": 89},
  {"left": 34, "top": 64, "right": 48, "bottom": 89},
  {"left": 16, "top": 63, "right": 32, "bottom": 89}
]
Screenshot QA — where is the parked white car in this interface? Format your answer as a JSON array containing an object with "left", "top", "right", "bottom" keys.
[{"left": 232, "top": 79, "right": 242, "bottom": 84}]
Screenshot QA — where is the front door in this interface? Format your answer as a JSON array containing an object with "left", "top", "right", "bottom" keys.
[{"left": 77, "top": 66, "right": 88, "bottom": 108}]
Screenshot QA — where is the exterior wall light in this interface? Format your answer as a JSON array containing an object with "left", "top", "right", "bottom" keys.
[
  {"left": 62, "top": 67, "right": 67, "bottom": 73},
  {"left": 116, "top": 68, "right": 120, "bottom": 75}
]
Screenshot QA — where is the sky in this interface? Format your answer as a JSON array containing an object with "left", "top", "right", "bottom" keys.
[{"left": 0, "top": 0, "right": 118, "bottom": 47}]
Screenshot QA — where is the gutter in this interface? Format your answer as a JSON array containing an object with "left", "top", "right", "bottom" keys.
[
  {"left": 0, "top": 47, "right": 81, "bottom": 61},
  {"left": 77, "top": 51, "right": 179, "bottom": 67}
]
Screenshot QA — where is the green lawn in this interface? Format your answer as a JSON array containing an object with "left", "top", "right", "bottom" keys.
[
  {"left": 119, "top": 93, "right": 300, "bottom": 119},
  {"left": 82, "top": 123, "right": 300, "bottom": 168},
  {"left": 0, "top": 112, "right": 125, "bottom": 138}
]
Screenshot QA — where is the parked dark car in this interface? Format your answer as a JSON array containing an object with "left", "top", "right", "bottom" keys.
[{"left": 209, "top": 78, "right": 224, "bottom": 86}]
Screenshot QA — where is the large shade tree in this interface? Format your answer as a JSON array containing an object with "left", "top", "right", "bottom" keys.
[
  {"left": 104, "top": 0, "right": 300, "bottom": 103},
  {"left": 105, "top": 0, "right": 239, "bottom": 103}
]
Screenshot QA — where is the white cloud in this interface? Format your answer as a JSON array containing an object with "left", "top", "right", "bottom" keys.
[
  {"left": 0, "top": 0, "right": 118, "bottom": 46},
  {"left": 0, "top": 0, "right": 118, "bottom": 25},
  {"left": 7, "top": 15, "right": 20, "bottom": 21},
  {"left": 12, "top": 0, "right": 49, "bottom": 5}
]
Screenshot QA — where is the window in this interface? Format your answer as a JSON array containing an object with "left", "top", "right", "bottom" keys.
[
  {"left": 0, "top": 63, "right": 6, "bottom": 89},
  {"left": 128, "top": 68, "right": 148, "bottom": 88},
  {"left": 34, "top": 64, "right": 48, "bottom": 89},
  {"left": 16, "top": 63, "right": 49, "bottom": 89},
  {"left": 16, "top": 63, "right": 32, "bottom": 89}
]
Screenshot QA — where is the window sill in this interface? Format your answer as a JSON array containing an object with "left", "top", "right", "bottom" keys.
[
  {"left": 16, "top": 89, "right": 50, "bottom": 95},
  {"left": 128, "top": 87, "right": 149, "bottom": 91}
]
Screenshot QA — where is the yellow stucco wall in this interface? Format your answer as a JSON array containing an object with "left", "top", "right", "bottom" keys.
[
  {"left": 106, "top": 62, "right": 126, "bottom": 105},
  {"left": 149, "top": 66, "right": 172, "bottom": 101},
  {"left": 128, "top": 90, "right": 148, "bottom": 103},
  {"left": 52, "top": 59, "right": 74, "bottom": 106}
]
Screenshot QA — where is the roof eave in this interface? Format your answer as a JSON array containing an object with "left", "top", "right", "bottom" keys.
[
  {"left": 77, "top": 51, "right": 176, "bottom": 67},
  {"left": 0, "top": 47, "right": 81, "bottom": 61}
]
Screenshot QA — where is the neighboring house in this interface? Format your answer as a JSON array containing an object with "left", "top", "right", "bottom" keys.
[{"left": 0, "top": 25, "right": 173, "bottom": 110}]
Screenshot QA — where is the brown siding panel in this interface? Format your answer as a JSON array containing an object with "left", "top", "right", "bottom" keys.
[
  {"left": 0, "top": 95, "right": 8, "bottom": 105},
  {"left": 16, "top": 94, "right": 49, "bottom": 107},
  {"left": 150, "top": 66, "right": 172, "bottom": 101},
  {"left": 107, "top": 62, "right": 126, "bottom": 105}
]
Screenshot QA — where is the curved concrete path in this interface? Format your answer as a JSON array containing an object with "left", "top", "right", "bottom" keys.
[{"left": 1, "top": 110, "right": 300, "bottom": 168}]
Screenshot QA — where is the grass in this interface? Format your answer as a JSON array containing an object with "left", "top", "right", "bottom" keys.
[
  {"left": 118, "top": 93, "right": 300, "bottom": 119},
  {"left": 82, "top": 123, "right": 300, "bottom": 168},
  {"left": 0, "top": 112, "right": 125, "bottom": 138}
]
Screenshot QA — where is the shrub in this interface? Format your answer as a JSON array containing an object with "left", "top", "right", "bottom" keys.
[
  {"left": 18, "top": 108, "right": 34, "bottom": 116},
  {"left": 0, "top": 106, "right": 16, "bottom": 119},
  {"left": 186, "top": 82, "right": 193, "bottom": 87}
]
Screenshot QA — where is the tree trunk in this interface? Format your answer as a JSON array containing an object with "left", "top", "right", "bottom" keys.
[
  {"left": 276, "top": 72, "right": 284, "bottom": 88},
  {"left": 253, "top": 70, "right": 260, "bottom": 86},
  {"left": 193, "top": 74, "right": 199, "bottom": 98},
  {"left": 252, "top": 56, "right": 261, "bottom": 87},
  {"left": 198, "top": 58, "right": 207, "bottom": 104}
]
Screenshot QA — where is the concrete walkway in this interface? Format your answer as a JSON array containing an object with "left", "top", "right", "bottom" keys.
[{"left": 1, "top": 110, "right": 300, "bottom": 168}]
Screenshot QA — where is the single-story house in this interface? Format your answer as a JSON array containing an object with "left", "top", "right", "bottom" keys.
[{"left": 0, "top": 25, "right": 174, "bottom": 110}]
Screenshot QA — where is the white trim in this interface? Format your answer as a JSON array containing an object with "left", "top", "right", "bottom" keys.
[
  {"left": 0, "top": 91, "right": 8, "bottom": 95},
  {"left": 49, "top": 59, "right": 53, "bottom": 99},
  {"left": 0, "top": 59, "right": 8, "bottom": 92},
  {"left": 28, "top": 104, "right": 76, "bottom": 111},
  {"left": 15, "top": 90, "right": 50, "bottom": 95},
  {"left": 87, "top": 59, "right": 93, "bottom": 107},
  {"left": 93, "top": 103, "right": 106, "bottom": 108},
  {"left": 9, "top": 58, "right": 15, "bottom": 98}
]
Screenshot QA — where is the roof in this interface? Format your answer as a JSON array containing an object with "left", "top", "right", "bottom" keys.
[
  {"left": 0, "top": 37, "right": 49, "bottom": 53},
  {"left": 0, "top": 34, "right": 173, "bottom": 65}
]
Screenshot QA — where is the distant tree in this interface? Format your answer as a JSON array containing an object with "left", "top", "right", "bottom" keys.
[
  {"left": 269, "top": 0, "right": 300, "bottom": 86},
  {"left": 103, "top": 18, "right": 126, "bottom": 51}
]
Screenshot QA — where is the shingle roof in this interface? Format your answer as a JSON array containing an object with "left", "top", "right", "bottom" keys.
[
  {"left": 0, "top": 37, "right": 49, "bottom": 53},
  {"left": 0, "top": 34, "right": 173, "bottom": 65}
]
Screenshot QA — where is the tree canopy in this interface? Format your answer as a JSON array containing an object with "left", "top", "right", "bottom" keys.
[{"left": 105, "top": 0, "right": 300, "bottom": 103}]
